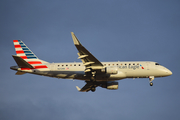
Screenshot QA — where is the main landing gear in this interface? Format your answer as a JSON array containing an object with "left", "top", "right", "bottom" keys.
[
  {"left": 90, "top": 71, "right": 96, "bottom": 92},
  {"left": 149, "top": 76, "right": 154, "bottom": 86},
  {"left": 91, "top": 87, "right": 96, "bottom": 92}
]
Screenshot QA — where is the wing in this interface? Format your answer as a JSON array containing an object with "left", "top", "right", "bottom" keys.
[
  {"left": 76, "top": 81, "right": 98, "bottom": 92},
  {"left": 71, "top": 32, "right": 103, "bottom": 72}
]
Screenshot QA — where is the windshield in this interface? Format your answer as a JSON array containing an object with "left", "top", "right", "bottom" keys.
[{"left": 155, "top": 63, "right": 160, "bottom": 65}]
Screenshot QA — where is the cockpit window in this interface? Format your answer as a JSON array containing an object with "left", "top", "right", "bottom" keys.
[{"left": 155, "top": 63, "right": 160, "bottom": 65}]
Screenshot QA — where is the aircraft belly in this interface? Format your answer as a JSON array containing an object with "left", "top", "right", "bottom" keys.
[
  {"left": 50, "top": 71, "right": 85, "bottom": 79},
  {"left": 125, "top": 69, "right": 149, "bottom": 78}
]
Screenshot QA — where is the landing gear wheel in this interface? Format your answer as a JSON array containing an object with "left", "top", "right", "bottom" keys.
[
  {"left": 90, "top": 76, "right": 96, "bottom": 82},
  {"left": 91, "top": 87, "right": 96, "bottom": 92},
  {"left": 150, "top": 82, "right": 153, "bottom": 86}
]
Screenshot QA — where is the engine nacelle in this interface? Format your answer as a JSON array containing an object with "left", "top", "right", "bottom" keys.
[
  {"left": 106, "top": 82, "right": 118, "bottom": 90},
  {"left": 100, "top": 82, "right": 119, "bottom": 90},
  {"left": 101, "top": 67, "right": 118, "bottom": 74}
]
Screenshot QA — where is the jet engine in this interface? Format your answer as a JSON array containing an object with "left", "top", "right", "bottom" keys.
[
  {"left": 100, "top": 82, "right": 119, "bottom": 90},
  {"left": 101, "top": 67, "right": 118, "bottom": 74}
]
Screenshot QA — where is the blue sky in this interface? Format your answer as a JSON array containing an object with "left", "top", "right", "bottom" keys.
[{"left": 1, "top": 0, "right": 180, "bottom": 120}]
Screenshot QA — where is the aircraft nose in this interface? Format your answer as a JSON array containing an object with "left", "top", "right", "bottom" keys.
[{"left": 165, "top": 69, "right": 172, "bottom": 76}]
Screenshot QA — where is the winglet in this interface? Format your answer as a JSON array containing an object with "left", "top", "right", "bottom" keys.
[
  {"left": 76, "top": 86, "right": 81, "bottom": 91},
  {"left": 71, "top": 32, "right": 81, "bottom": 45}
]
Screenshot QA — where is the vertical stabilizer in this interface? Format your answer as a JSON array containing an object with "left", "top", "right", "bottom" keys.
[
  {"left": 13, "top": 40, "right": 49, "bottom": 70},
  {"left": 13, "top": 40, "right": 38, "bottom": 59}
]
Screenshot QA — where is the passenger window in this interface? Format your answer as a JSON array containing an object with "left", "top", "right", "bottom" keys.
[
  {"left": 104, "top": 64, "right": 106, "bottom": 66},
  {"left": 117, "top": 64, "right": 118, "bottom": 66},
  {"left": 74, "top": 64, "right": 76, "bottom": 66},
  {"left": 66, "top": 65, "right": 68, "bottom": 66},
  {"left": 137, "top": 63, "right": 139, "bottom": 65},
  {"left": 70, "top": 64, "right": 72, "bottom": 66},
  {"left": 62, "top": 65, "right": 64, "bottom": 67},
  {"left": 129, "top": 63, "right": 131, "bottom": 65},
  {"left": 133, "top": 63, "right": 135, "bottom": 65},
  {"left": 108, "top": 64, "right": 110, "bottom": 66},
  {"left": 125, "top": 64, "right": 127, "bottom": 65},
  {"left": 79, "top": 64, "right": 81, "bottom": 66}
]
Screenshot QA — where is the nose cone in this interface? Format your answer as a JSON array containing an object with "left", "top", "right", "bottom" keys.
[
  {"left": 166, "top": 69, "right": 172, "bottom": 76},
  {"left": 162, "top": 67, "right": 172, "bottom": 76},
  {"left": 158, "top": 65, "right": 172, "bottom": 77}
]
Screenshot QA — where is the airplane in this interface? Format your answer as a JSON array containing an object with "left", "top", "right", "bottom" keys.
[{"left": 10, "top": 32, "right": 172, "bottom": 92}]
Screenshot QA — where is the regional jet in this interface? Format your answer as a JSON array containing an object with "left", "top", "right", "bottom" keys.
[{"left": 10, "top": 32, "right": 172, "bottom": 92}]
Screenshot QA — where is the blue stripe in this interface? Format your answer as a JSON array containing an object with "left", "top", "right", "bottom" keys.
[
  {"left": 22, "top": 48, "right": 29, "bottom": 50},
  {"left": 24, "top": 51, "right": 32, "bottom": 53},
  {"left": 26, "top": 54, "right": 35, "bottom": 57},
  {"left": 20, "top": 45, "right": 26, "bottom": 47},
  {"left": 25, "top": 53, "right": 33, "bottom": 55},
  {"left": 27, "top": 57, "right": 37, "bottom": 59}
]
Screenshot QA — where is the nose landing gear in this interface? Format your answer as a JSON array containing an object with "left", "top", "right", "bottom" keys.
[
  {"left": 150, "top": 82, "right": 153, "bottom": 86},
  {"left": 149, "top": 76, "right": 154, "bottom": 86}
]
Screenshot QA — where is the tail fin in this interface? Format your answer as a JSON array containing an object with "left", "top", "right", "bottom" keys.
[
  {"left": 13, "top": 40, "right": 49, "bottom": 70},
  {"left": 13, "top": 40, "right": 38, "bottom": 59}
]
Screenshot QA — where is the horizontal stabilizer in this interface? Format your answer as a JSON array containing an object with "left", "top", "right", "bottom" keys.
[{"left": 12, "top": 55, "right": 34, "bottom": 68}]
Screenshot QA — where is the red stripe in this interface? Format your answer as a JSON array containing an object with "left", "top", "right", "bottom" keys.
[
  {"left": 21, "top": 68, "right": 31, "bottom": 70},
  {"left": 28, "top": 61, "right": 42, "bottom": 64},
  {"left": 13, "top": 40, "right": 19, "bottom": 42},
  {"left": 142, "top": 67, "right": 144, "bottom": 69},
  {"left": 20, "top": 56, "right": 27, "bottom": 59},
  {"left": 16, "top": 50, "right": 24, "bottom": 54},
  {"left": 21, "top": 65, "right": 48, "bottom": 70},
  {"left": 33, "top": 65, "right": 48, "bottom": 69},
  {"left": 14, "top": 45, "right": 21, "bottom": 48}
]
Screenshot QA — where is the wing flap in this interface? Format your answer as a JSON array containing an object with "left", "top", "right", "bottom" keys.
[{"left": 78, "top": 55, "right": 88, "bottom": 59}]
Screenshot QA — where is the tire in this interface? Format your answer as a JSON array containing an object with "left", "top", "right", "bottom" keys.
[
  {"left": 150, "top": 82, "right": 153, "bottom": 86},
  {"left": 91, "top": 87, "right": 96, "bottom": 92}
]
